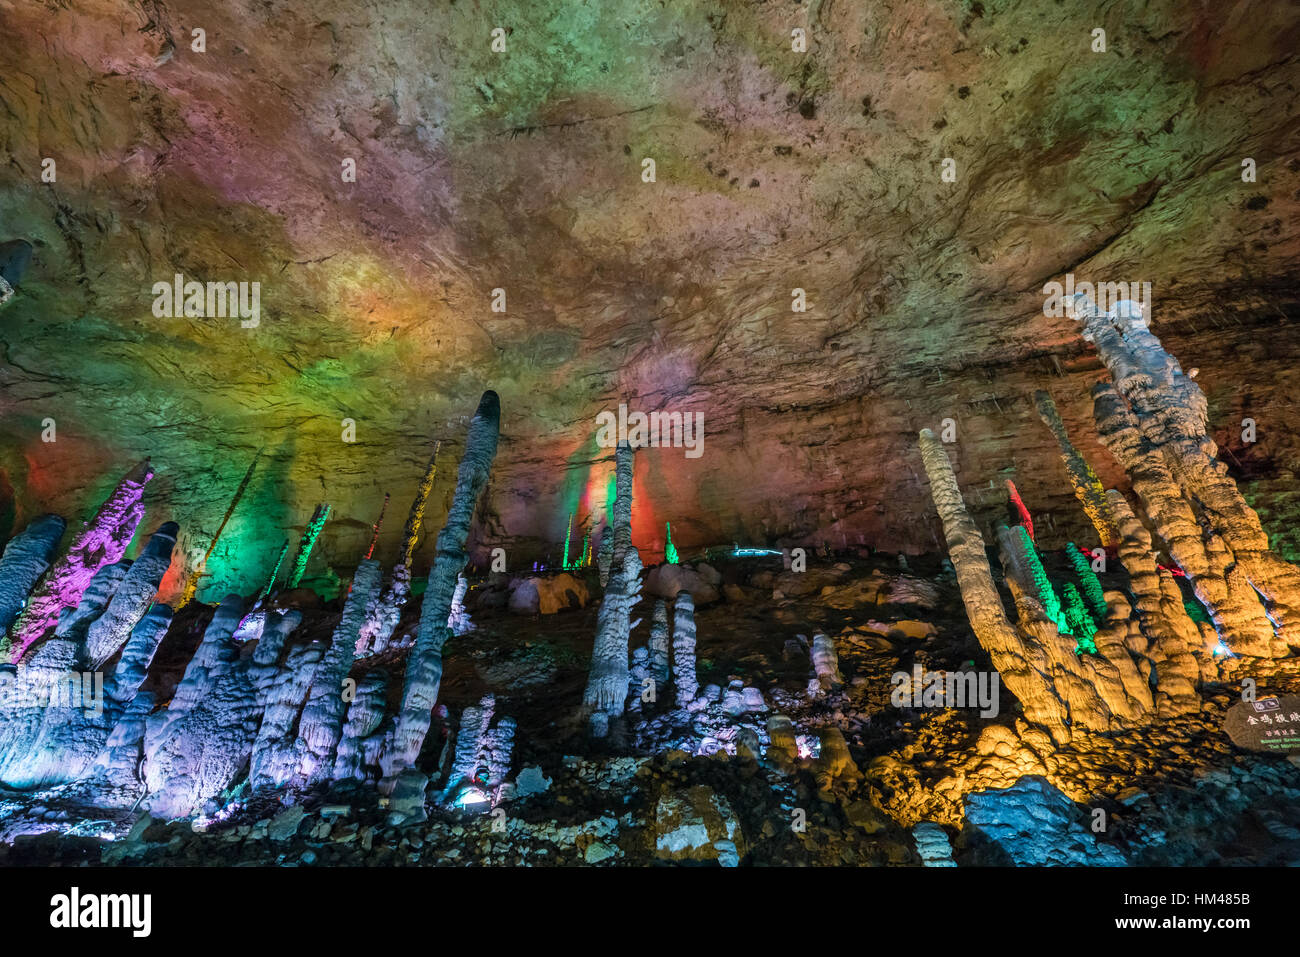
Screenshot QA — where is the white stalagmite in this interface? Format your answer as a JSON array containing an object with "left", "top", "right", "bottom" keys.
[
  {"left": 333, "top": 672, "right": 389, "bottom": 784},
  {"left": 649, "top": 599, "right": 670, "bottom": 686},
  {"left": 440, "top": 694, "right": 495, "bottom": 803},
  {"left": 85, "top": 522, "right": 179, "bottom": 668},
  {"left": 53, "top": 560, "right": 130, "bottom": 644},
  {"left": 0, "top": 514, "right": 65, "bottom": 632},
  {"left": 293, "top": 560, "right": 381, "bottom": 787},
  {"left": 381, "top": 391, "right": 500, "bottom": 792},
  {"left": 672, "top": 589, "right": 698, "bottom": 709},
  {"left": 810, "top": 633, "right": 843, "bottom": 692},
  {"left": 583, "top": 442, "right": 641, "bottom": 728}
]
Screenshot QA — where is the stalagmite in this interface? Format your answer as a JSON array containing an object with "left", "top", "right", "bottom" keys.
[
  {"left": 649, "top": 599, "right": 670, "bottom": 687},
  {"left": 813, "top": 726, "right": 860, "bottom": 791},
  {"left": 401, "top": 443, "right": 440, "bottom": 569},
  {"left": 0, "top": 600, "right": 170, "bottom": 791},
  {"left": 440, "top": 694, "right": 495, "bottom": 803},
  {"left": 483, "top": 715, "right": 515, "bottom": 793},
  {"left": 447, "top": 573, "right": 472, "bottom": 636},
  {"left": 143, "top": 594, "right": 263, "bottom": 817},
  {"left": 1033, "top": 391, "right": 1118, "bottom": 548},
  {"left": 919, "top": 429, "right": 1154, "bottom": 742},
  {"left": 810, "top": 633, "right": 844, "bottom": 692},
  {"left": 381, "top": 391, "right": 499, "bottom": 791},
  {"left": 1077, "top": 296, "right": 1300, "bottom": 653},
  {"left": 259, "top": 539, "right": 290, "bottom": 601},
  {"left": 333, "top": 672, "right": 389, "bottom": 785},
  {"left": 249, "top": 615, "right": 318, "bottom": 793},
  {"left": 288, "top": 504, "right": 330, "bottom": 589},
  {"left": 1092, "top": 382, "right": 1280, "bottom": 658},
  {"left": 48, "top": 560, "right": 131, "bottom": 667},
  {"left": 0, "top": 514, "right": 65, "bottom": 633},
  {"left": 583, "top": 442, "right": 641, "bottom": 729},
  {"left": 596, "top": 524, "right": 613, "bottom": 587},
  {"left": 178, "top": 451, "right": 261, "bottom": 609},
  {"left": 1106, "top": 490, "right": 1203, "bottom": 715},
  {"left": 764, "top": 714, "right": 799, "bottom": 773},
  {"left": 84, "top": 521, "right": 178, "bottom": 669},
  {"left": 1005, "top": 480, "right": 1033, "bottom": 541},
  {"left": 293, "top": 559, "right": 381, "bottom": 787},
  {"left": 8, "top": 459, "right": 153, "bottom": 661},
  {"left": 672, "top": 589, "right": 699, "bottom": 709},
  {"left": 627, "top": 646, "right": 650, "bottom": 714}
]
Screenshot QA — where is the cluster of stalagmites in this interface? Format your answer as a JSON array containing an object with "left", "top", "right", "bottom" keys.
[
  {"left": 0, "top": 391, "right": 513, "bottom": 821},
  {"left": 920, "top": 296, "right": 1300, "bottom": 744}
]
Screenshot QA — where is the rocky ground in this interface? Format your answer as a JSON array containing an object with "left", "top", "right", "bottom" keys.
[{"left": 2, "top": 553, "right": 1299, "bottom": 866}]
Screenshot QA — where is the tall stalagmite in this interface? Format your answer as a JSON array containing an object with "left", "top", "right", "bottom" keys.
[
  {"left": 8, "top": 459, "right": 153, "bottom": 661},
  {"left": 1077, "top": 296, "right": 1300, "bottom": 658},
  {"left": 1033, "top": 390, "right": 1119, "bottom": 549},
  {"left": 380, "top": 391, "right": 499, "bottom": 791},
  {"left": 583, "top": 441, "right": 641, "bottom": 728},
  {"left": 0, "top": 514, "right": 65, "bottom": 633}
]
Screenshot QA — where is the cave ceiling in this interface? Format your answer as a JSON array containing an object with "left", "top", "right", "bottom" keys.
[{"left": 2, "top": 0, "right": 1299, "bottom": 598}]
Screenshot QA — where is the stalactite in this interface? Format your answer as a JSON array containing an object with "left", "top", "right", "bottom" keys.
[
  {"left": 1005, "top": 480, "right": 1033, "bottom": 541},
  {"left": 9, "top": 458, "right": 153, "bottom": 661},
  {"left": 1033, "top": 390, "right": 1119, "bottom": 548},
  {"left": 672, "top": 589, "right": 698, "bottom": 709},
  {"left": 84, "top": 522, "right": 178, "bottom": 669},
  {"left": 178, "top": 451, "right": 261, "bottom": 609},
  {"left": 288, "top": 504, "right": 330, "bottom": 589},
  {"left": 0, "top": 514, "right": 65, "bottom": 633},
  {"left": 381, "top": 391, "right": 499, "bottom": 792}
]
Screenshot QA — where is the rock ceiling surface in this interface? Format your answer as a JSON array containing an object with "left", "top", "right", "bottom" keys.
[{"left": 1, "top": 0, "right": 1299, "bottom": 597}]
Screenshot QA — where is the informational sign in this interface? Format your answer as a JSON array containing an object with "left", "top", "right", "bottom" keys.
[{"left": 1224, "top": 694, "right": 1300, "bottom": 754}]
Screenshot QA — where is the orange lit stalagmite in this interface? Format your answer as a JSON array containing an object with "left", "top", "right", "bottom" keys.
[
  {"left": 1077, "top": 297, "right": 1300, "bottom": 660},
  {"left": 1033, "top": 390, "right": 1118, "bottom": 549},
  {"left": 918, "top": 429, "right": 1160, "bottom": 743}
]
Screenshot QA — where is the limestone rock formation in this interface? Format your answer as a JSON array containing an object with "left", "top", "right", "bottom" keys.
[
  {"left": 583, "top": 442, "right": 641, "bottom": 728},
  {"left": 84, "top": 521, "right": 178, "bottom": 668},
  {"left": 671, "top": 590, "right": 699, "bottom": 710},
  {"left": 8, "top": 459, "right": 153, "bottom": 661},
  {"left": 0, "top": 514, "right": 65, "bottom": 633},
  {"left": 381, "top": 391, "right": 500, "bottom": 790}
]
